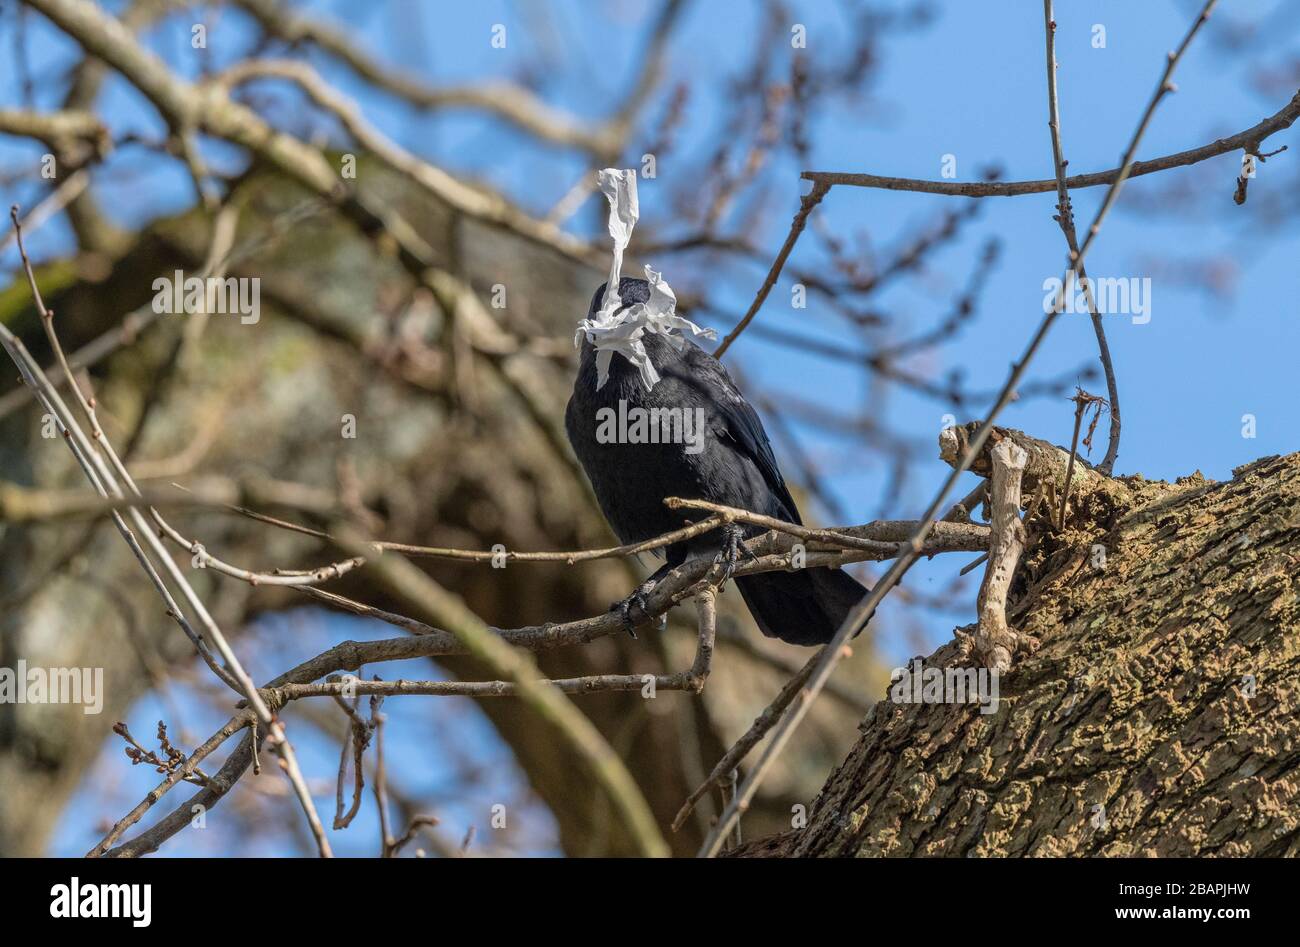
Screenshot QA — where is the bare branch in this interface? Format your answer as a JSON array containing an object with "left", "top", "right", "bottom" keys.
[
  {"left": 329, "top": 525, "right": 671, "bottom": 858},
  {"left": 697, "top": 0, "right": 1221, "bottom": 856},
  {"left": 0, "top": 106, "right": 109, "bottom": 153},
  {"left": 973, "top": 440, "right": 1030, "bottom": 670},
  {"left": 233, "top": 0, "right": 620, "bottom": 154},
  {"left": 1043, "top": 1, "right": 1122, "bottom": 474},
  {"left": 711, "top": 181, "right": 829, "bottom": 359},
  {"left": 4, "top": 206, "right": 331, "bottom": 857},
  {"left": 803, "top": 87, "right": 1297, "bottom": 197}
]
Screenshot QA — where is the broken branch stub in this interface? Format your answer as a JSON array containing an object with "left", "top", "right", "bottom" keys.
[
  {"left": 974, "top": 439, "right": 1031, "bottom": 671},
  {"left": 939, "top": 422, "right": 1130, "bottom": 515}
]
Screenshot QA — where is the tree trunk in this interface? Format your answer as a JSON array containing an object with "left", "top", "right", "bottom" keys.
[{"left": 743, "top": 448, "right": 1300, "bottom": 857}]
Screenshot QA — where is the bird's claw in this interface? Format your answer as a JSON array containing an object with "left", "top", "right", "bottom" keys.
[
  {"left": 713, "top": 523, "right": 751, "bottom": 585},
  {"left": 610, "top": 588, "right": 651, "bottom": 639}
]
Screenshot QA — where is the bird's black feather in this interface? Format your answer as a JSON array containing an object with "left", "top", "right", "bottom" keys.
[{"left": 566, "top": 277, "right": 867, "bottom": 645}]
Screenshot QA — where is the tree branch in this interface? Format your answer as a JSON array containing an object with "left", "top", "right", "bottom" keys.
[
  {"left": 696, "top": 0, "right": 1222, "bottom": 856},
  {"left": 1042, "top": 1, "right": 1122, "bottom": 475},
  {"left": 803, "top": 87, "right": 1298, "bottom": 197}
]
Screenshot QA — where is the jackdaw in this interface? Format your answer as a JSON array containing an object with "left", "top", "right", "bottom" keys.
[{"left": 566, "top": 276, "right": 867, "bottom": 646}]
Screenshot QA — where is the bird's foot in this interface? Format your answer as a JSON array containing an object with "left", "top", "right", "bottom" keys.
[
  {"left": 713, "top": 523, "right": 755, "bottom": 585},
  {"left": 610, "top": 583, "right": 655, "bottom": 639}
]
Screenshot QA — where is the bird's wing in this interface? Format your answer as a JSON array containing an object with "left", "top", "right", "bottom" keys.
[{"left": 680, "top": 342, "right": 804, "bottom": 525}]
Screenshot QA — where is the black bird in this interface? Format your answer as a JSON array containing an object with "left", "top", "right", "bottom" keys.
[{"left": 565, "top": 277, "right": 867, "bottom": 646}]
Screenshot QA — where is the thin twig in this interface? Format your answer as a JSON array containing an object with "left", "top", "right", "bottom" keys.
[
  {"left": 696, "top": 0, "right": 1221, "bottom": 857},
  {"left": 1043, "top": 1, "right": 1122, "bottom": 475},
  {"left": 711, "top": 181, "right": 829, "bottom": 359},
  {"left": 330, "top": 526, "right": 671, "bottom": 858},
  {"left": 4, "top": 207, "right": 331, "bottom": 857},
  {"left": 802, "top": 85, "right": 1297, "bottom": 197},
  {"left": 673, "top": 648, "right": 819, "bottom": 832}
]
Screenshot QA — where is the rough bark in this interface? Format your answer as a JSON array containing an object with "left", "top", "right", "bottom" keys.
[{"left": 741, "top": 449, "right": 1300, "bottom": 857}]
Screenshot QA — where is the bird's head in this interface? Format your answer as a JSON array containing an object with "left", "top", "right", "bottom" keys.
[
  {"left": 574, "top": 269, "right": 715, "bottom": 391},
  {"left": 587, "top": 275, "right": 651, "bottom": 316}
]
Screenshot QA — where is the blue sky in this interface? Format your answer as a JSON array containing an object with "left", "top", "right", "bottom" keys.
[{"left": 4, "top": 0, "right": 1296, "bottom": 855}]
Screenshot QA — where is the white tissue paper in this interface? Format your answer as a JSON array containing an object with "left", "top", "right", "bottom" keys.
[{"left": 574, "top": 168, "right": 716, "bottom": 390}]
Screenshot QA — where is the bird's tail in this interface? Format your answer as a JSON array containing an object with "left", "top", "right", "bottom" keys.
[{"left": 734, "top": 567, "right": 868, "bottom": 646}]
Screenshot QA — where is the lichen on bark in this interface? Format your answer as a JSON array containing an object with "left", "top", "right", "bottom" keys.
[{"left": 746, "top": 449, "right": 1300, "bottom": 857}]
